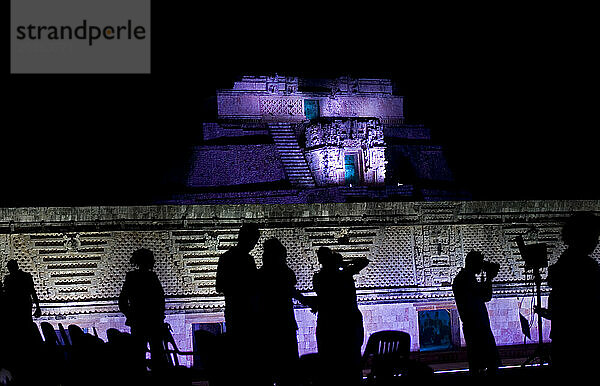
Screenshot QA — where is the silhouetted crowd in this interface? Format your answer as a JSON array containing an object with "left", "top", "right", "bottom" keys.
[
  {"left": 0, "top": 251, "right": 186, "bottom": 386},
  {"left": 1, "top": 212, "right": 599, "bottom": 385},
  {"left": 214, "top": 223, "right": 371, "bottom": 386}
]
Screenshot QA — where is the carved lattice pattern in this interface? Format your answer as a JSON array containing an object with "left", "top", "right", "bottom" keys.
[
  {"left": 360, "top": 226, "right": 416, "bottom": 288},
  {"left": 250, "top": 228, "right": 316, "bottom": 291},
  {"left": 1, "top": 215, "right": 594, "bottom": 306},
  {"left": 6, "top": 232, "right": 112, "bottom": 301},
  {"left": 171, "top": 228, "right": 239, "bottom": 296},
  {"left": 105, "top": 231, "right": 181, "bottom": 298},
  {"left": 461, "top": 225, "right": 516, "bottom": 282},
  {"left": 260, "top": 98, "right": 303, "bottom": 116}
]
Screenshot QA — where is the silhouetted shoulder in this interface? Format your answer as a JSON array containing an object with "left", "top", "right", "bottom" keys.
[
  {"left": 216, "top": 248, "right": 235, "bottom": 294},
  {"left": 549, "top": 253, "right": 600, "bottom": 284},
  {"left": 452, "top": 269, "right": 469, "bottom": 291},
  {"left": 217, "top": 246, "right": 237, "bottom": 270},
  {"left": 287, "top": 266, "right": 298, "bottom": 285},
  {"left": 219, "top": 247, "right": 235, "bottom": 259},
  {"left": 312, "top": 271, "right": 322, "bottom": 292},
  {"left": 124, "top": 270, "right": 135, "bottom": 281}
]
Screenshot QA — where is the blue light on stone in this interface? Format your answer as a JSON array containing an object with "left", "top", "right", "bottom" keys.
[
  {"left": 345, "top": 154, "right": 359, "bottom": 185},
  {"left": 418, "top": 310, "right": 453, "bottom": 352},
  {"left": 304, "top": 99, "right": 319, "bottom": 120}
]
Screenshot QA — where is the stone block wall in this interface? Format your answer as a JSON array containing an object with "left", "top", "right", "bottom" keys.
[
  {"left": 215, "top": 75, "right": 404, "bottom": 122},
  {"left": 1, "top": 200, "right": 598, "bottom": 365},
  {"left": 217, "top": 93, "right": 404, "bottom": 122},
  {"left": 186, "top": 145, "right": 286, "bottom": 187}
]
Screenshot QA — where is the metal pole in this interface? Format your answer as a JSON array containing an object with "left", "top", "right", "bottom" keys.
[{"left": 535, "top": 269, "right": 543, "bottom": 346}]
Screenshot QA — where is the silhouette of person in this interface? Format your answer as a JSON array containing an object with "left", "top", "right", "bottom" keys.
[
  {"left": 118, "top": 248, "right": 167, "bottom": 372},
  {"left": 215, "top": 223, "right": 266, "bottom": 385},
  {"left": 3, "top": 260, "right": 41, "bottom": 323},
  {"left": 2, "top": 260, "right": 42, "bottom": 383},
  {"left": 258, "top": 237, "right": 313, "bottom": 386},
  {"left": 452, "top": 250, "right": 500, "bottom": 376},
  {"left": 0, "top": 280, "right": 12, "bottom": 386},
  {"left": 536, "top": 212, "right": 600, "bottom": 376},
  {"left": 313, "top": 246, "right": 369, "bottom": 386}
]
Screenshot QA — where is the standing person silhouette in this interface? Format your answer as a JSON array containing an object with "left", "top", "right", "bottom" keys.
[
  {"left": 452, "top": 250, "right": 500, "bottom": 376},
  {"left": 216, "top": 223, "right": 267, "bottom": 385},
  {"left": 0, "top": 280, "right": 12, "bottom": 386},
  {"left": 258, "top": 237, "right": 315, "bottom": 386},
  {"left": 535, "top": 211, "right": 600, "bottom": 376},
  {"left": 119, "top": 248, "right": 167, "bottom": 373},
  {"left": 2, "top": 260, "right": 42, "bottom": 383},
  {"left": 313, "top": 246, "right": 369, "bottom": 386},
  {"left": 3, "top": 260, "right": 41, "bottom": 323}
]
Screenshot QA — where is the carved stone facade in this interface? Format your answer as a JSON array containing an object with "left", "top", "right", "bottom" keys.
[
  {"left": 259, "top": 97, "right": 304, "bottom": 117},
  {"left": 305, "top": 118, "right": 386, "bottom": 186},
  {"left": 170, "top": 74, "right": 467, "bottom": 204},
  {"left": 217, "top": 75, "right": 403, "bottom": 123},
  {"left": 1, "top": 201, "right": 596, "bottom": 364}
]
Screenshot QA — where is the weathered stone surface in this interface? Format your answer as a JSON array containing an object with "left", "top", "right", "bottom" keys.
[{"left": 1, "top": 200, "right": 596, "bottom": 359}]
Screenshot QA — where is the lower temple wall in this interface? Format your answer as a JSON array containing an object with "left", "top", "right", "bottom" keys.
[
  {"left": 35, "top": 295, "right": 550, "bottom": 368},
  {"left": 1, "top": 200, "right": 595, "bottom": 367}
]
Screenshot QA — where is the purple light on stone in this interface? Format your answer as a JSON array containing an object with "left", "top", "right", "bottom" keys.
[
  {"left": 216, "top": 75, "right": 404, "bottom": 123},
  {"left": 305, "top": 118, "right": 386, "bottom": 186}
]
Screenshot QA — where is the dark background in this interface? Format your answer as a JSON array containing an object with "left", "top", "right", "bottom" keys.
[{"left": 3, "top": 4, "right": 598, "bottom": 207}]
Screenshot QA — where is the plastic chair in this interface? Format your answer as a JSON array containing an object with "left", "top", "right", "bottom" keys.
[
  {"left": 106, "top": 328, "right": 124, "bottom": 344},
  {"left": 159, "top": 325, "right": 224, "bottom": 383},
  {"left": 40, "top": 322, "right": 60, "bottom": 346},
  {"left": 363, "top": 330, "right": 411, "bottom": 382},
  {"left": 67, "top": 324, "right": 86, "bottom": 345},
  {"left": 58, "top": 323, "right": 71, "bottom": 346}
]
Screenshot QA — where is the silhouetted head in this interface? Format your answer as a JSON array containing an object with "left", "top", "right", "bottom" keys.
[
  {"left": 317, "top": 246, "right": 339, "bottom": 270},
  {"left": 465, "top": 250, "right": 484, "bottom": 273},
  {"left": 263, "top": 238, "right": 287, "bottom": 267},
  {"left": 6, "top": 259, "right": 19, "bottom": 274},
  {"left": 562, "top": 212, "right": 600, "bottom": 255},
  {"left": 130, "top": 248, "right": 155, "bottom": 270},
  {"left": 237, "top": 223, "right": 260, "bottom": 252}
]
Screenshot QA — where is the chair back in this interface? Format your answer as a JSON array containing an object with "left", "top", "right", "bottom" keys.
[
  {"left": 363, "top": 330, "right": 410, "bottom": 377},
  {"left": 67, "top": 324, "right": 85, "bottom": 345},
  {"left": 40, "top": 322, "right": 60, "bottom": 346},
  {"left": 366, "top": 330, "right": 410, "bottom": 358},
  {"left": 58, "top": 323, "right": 71, "bottom": 346},
  {"left": 161, "top": 323, "right": 180, "bottom": 367},
  {"left": 106, "top": 328, "right": 122, "bottom": 344}
]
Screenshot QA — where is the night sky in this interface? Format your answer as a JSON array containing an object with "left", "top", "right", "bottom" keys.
[{"left": 3, "top": 5, "right": 598, "bottom": 207}]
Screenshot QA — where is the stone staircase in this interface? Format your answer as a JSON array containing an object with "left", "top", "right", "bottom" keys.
[{"left": 269, "top": 123, "right": 316, "bottom": 188}]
